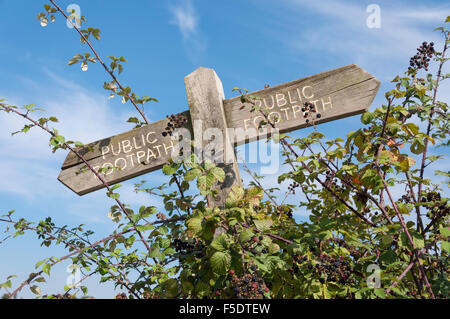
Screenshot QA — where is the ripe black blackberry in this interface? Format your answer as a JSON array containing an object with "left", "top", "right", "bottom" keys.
[
  {"left": 408, "top": 41, "right": 435, "bottom": 72},
  {"left": 230, "top": 273, "right": 268, "bottom": 299},
  {"left": 313, "top": 253, "right": 353, "bottom": 285},
  {"left": 162, "top": 113, "right": 188, "bottom": 137},
  {"left": 172, "top": 237, "right": 204, "bottom": 258},
  {"left": 303, "top": 101, "right": 322, "bottom": 122},
  {"left": 288, "top": 181, "right": 300, "bottom": 194},
  {"left": 324, "top": 170, "right": 337, "bottom": 188}
]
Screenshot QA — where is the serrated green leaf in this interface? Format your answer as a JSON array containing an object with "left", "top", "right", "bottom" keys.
[
  {"left": 185, "top": 168, "right": 202, "bottom": 182},
  {"left": 30, "top": 285, "right": 41, "bottom": 295},
  {"left": 211, "top": 234, "right": 229, "bottom": 252},
  {"left": 439, "top": 227, "right": 450, "bottom": 237},
  {"left": 239, "top": 229, "right": 254, "bottom": 242},
  {"left": 187, "top": 215, "right": 203, "bottom": 234},
  {"left": 379, "top": 250, "right": 396, "bottom": 264},
  {"left": 209, "top": 167, "right": 225, "bottom": 182},
  {"left": 254, "top": 219, "right": 273, "bottom": 232},
  {"left": 441, "top": 241, "right": 450, "bottom": 253},
  {"left": 42, "top": 264, "right": 51, "bottom": 276},
  {"left": 210, "top": 251, "right": 230, "bottom": 275},
  {"left": 162, "top": 162, "right": 180, "bottom": 175}
]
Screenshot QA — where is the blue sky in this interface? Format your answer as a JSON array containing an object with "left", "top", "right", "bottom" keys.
[{"left": 0, "top": 0, "right": 449, "bottom": 298}]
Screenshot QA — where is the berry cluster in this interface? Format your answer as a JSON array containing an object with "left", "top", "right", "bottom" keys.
[
  {"left": 156, "top": 212, "right": 167, "bottom": 220},
  {"left": 324, "top": 170, "right": 337, "bottom": 188},
  {"left": 355, "top": 191, "right": 369, "bottom": 205},
  {"left": 328, "top": 237, "right": 363, "bottom": 259},
  {"left": 142, "top": 291, "right": 159, "bottom": 299},
  {"left": 314, "top": 254, "right": 352, "bottom": 284},
  {"left": 400, "top": 190, "right": 413, "bottom": 204},
  {"left": 422, "top": 191, "right": 441, "bottom": 203},
  {"left": 292, "top": 254, "right": 308, "bottom": 264},
  {"left": 291, "top": 247, "right": 356, "bottom": 285},
  {"left": 422, "top": 191, "right": 449, "bottom": 219},
  {"left": 115, "top": 292, "right": 128, "bottom": 299},
  {"left": 276, "top": 205, "right": 293, "bottom": 219},
  {"left": 409, "top": 42, "right": 435, "bottom": 71},
  {"left": 288, "top": 181, "right": 300, "bottom": 194},
  {"left": 288, "top": 254, "right": 307, "bottom": 274},
  {"left": 229, "top": 268, "right": 269, "bottom": 299},
  {"left": 172, "top": 238, "right": 204, "bottom": 258},
  {"left": 302, "top": 102, "right": 321, "bottom": 124},
  {"left": 162, "top": 113, "right": 188, "bottom": 137},
  {"left": 248, "top": 235, "right": 270, "bottom": 255}
]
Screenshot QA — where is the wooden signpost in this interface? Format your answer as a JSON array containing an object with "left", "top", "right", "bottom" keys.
[{"left": 58, "top": 64, "right": 380, "bottom": 198}]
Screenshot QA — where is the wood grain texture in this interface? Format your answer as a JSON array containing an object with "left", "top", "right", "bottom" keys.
[
  {"left": 223, "top": 64, "right": 380, "bottom": 145},
  {"left": 58, "top": 111, "right": 191, "bottom": 195},
  {"left": 184, "top": 67, "right": 242, "bottom": 207},
  {"left": 57, "top": 64, "right": 380, "bottom": 196}
]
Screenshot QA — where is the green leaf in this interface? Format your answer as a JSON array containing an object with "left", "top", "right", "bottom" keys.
[
  {"left": 379, "top": 250, "right": 396, "bottom": 264},
  {"left": 187, "top": 215, "right": 203, "bottom": 234},
  {"left": 441, "top": 241, "right": 450, "bottom": 253},
  {"left": 210, "top": 251, "right": 230, "bottom": 275},
  {"left": 209, "top": 167, "right": 225, "bottom": 182},
  {"left": 410, "top": 139, "right": 425, "bottom": 154},
  {"left": 185, "top": 168, "right": 202, "bottom": 182},
  {"left": 162, "top": 162, "right": 180, "bottom": 175},
  {"left": 211, "top": 234, "right": 229, "bottom": 252},
  {"left": 439, "top": 226, "right": 450, "bottom": 237},
  {"left": 68, "top": 58, "right": 79, "bottom": 66},
  {"left": 42, "top": 263, "right": 51, "bottom": 276},
  {"left": 226, "top": 186, "right": 244, "bottom": 207},
  {"left": 30, "top": 285, "right": 41, "bottom": 295},
  {"left": 136, "top": 224, "right": 155, "bottom": 232},
  {"left": 197, "top": 174, "right": 215, "bottom": 193},
  {"left": 204, "top": 160, "right": 215, "bottom": 171},
  {"left": 239, "top": 229, "right": 254, "bottom": 242},
  {"left": 361, "top": 112, "right": 375, "bottom": 124},
  {"left": 254, "top": 219, "right": 273, "bottom": 232},
  {"left": 127, "top": 117, "right": 139, "bottom": 123},
  {"left": 374, "top": 288, "right": 386, "bottom": 298},
  {"left": 34, "top": 277, "right": 46, "bottom": 283},
  {"left": 380, "top": 235, "right": 393, "bottom": 248},
  {"left": 0, "top": 280, "right": 11, "bottom": 289},
  {"left": 35, "top": 259, "right": 46, "bottom": 269},
  {"left": 411, "top": 232, "right": 425, "bottom": 249},
  {"left": 268, "top": 243, "right": 280, "bottom": 254}
]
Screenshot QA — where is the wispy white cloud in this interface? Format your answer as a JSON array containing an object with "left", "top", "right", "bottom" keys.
[
  {"left": 169, "top": 0, "right": 198, "bottom": 39},
  {"left": 395, "top": 9, "right": 448, "bottom": 22},
  {"left": 168, "top": 0, "right": 206, "bottom": 64},
  {"left": 267, "top": 0, "right": 449, "bottom": 81}
]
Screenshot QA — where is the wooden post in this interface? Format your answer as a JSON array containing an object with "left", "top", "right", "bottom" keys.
[
  {"left": 57, "top": 64, "right": 380, "bottom": 196},
  {"left": 184, "top": 67, "right": 242, "bottom": 208}
]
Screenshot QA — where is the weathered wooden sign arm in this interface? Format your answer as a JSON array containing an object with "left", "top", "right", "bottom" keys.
[{"left": 58, "top": 64, "right": 380, "bottom": 196}]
